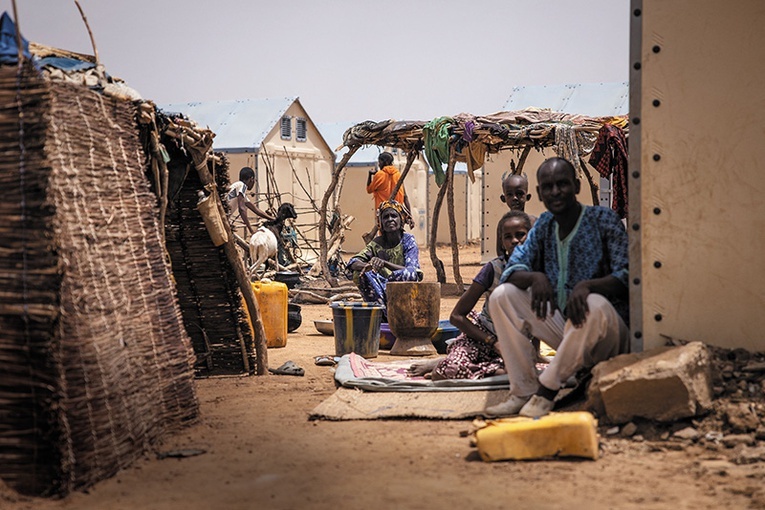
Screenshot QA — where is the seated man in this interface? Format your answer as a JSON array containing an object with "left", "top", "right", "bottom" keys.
[
  {"left": 485, "top": 157, "right": 630, "bottom": 419},
  {"left": 346, "top": 200, "right": 422, "bottom": 308}
]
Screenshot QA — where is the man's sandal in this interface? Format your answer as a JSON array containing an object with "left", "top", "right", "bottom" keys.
[{"left": 268, "top": 360, "right": 305, "bottom": 376}]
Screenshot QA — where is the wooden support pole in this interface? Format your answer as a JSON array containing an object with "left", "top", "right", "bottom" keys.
[
  {"left": 318, "top": 147, "right": 359, "bottom": 286},
  {"left": 446, "top": 149, "right": 463, "bottom": 288},
  {"left": 148, "top": 131, "right": 169, "bottom": 248},
  {"left": 579, "top": 157, "right": 601, "bottom": 206},
  {"left": 429, "top": 147, "right": 454, "bottom": 284},
  {"left": 512, "top": 146, "right": 532, "bottom": 176},
  {"left": 388, "top": 150, "right": 417, "bottom": 201}
]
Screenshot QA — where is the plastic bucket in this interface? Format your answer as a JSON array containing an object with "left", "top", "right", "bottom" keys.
[
  {"left": 431, "top": 320, "right": 460, "bottom": 354},
  {"left": 379, "top": 322, "right": 395, "bottom": 350},
  {"left": 330, "top": 302, "right": 384, "bottom": 358}
]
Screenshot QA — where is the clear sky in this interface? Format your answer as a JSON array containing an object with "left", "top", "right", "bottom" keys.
[{"left": 2, "top": 0, "right": 630, "bottom": 124}]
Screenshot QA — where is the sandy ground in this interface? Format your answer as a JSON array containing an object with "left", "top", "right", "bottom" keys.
[{"left": 2, "top": 243, "right": 765, "bottom": 510}]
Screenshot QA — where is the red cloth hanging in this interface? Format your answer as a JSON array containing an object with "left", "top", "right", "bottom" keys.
[{"left": 589, "top": 125, "right": 629, "bottom": 219}]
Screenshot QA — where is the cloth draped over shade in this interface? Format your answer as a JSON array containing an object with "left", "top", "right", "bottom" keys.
[
  {"left": 554, "top": 123, "right": 589, "bottom": 178},
  {"left": 422, "top": 116, "right": 453, "bottom": 187},
  {"left": 459, "top": 141, "right": 486, "bottom": 183},
  {"left": 453, "top": 113, "right": 485, "bottom": 183},
  {"left": 589, "top": 124, "right": 629, "bottom": 219},
  {"left": 338, "top": 108, "right": 629, "bottom": 188}
]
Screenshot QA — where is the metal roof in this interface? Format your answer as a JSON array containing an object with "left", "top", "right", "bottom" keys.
[
  {"left": 159, "top": 97, "right": 297, "bottom": 151},
  {"left": 502, "top": 82, "right": 629, "bottom": 117}
]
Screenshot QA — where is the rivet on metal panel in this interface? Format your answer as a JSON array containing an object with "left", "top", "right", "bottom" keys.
[
  {"left": 652, "top": 99, "right": 661, "bottom": 107},
  {"left": 653, "top": 154, "right": 661, "bottom": 161},
  {"left": 652, "top": 45, "right": 661, "bottom": 53},
  {"left": 654, "top": 314, "right": 662, "bottom": 322},
  {"left": 633, "top": 278, "right": 641, "bottom": 285},
  {"left": 653, "top": 207, "right": 661, "bottom": 215},
  {"left": 654, "top": 261, "right": 662, "bottom": 268},
  {"left": 633, "top": 62, "right": 642, "bottom": 70},
  {"left": 635, "top": 331, "right": 643, "bottom": 339},
  {"left": 632, "top": 223, "right": 640, "bottom": 231},
  {"left": 633, "top": 8, "right": 641, "bottom": 16},
  {"left": 632, "top": 171, "right": 640, "bottom": 178},
  {"left": 632, "top": 117, "right": 641, "bottom": 125}
]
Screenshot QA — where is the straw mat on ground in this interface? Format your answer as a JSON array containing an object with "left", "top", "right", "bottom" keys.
[{"left": 309, "top": 387, "right": 512, "bottom": 421}]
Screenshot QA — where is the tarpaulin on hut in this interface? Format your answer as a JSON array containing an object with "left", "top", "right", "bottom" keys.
[
  {"left": 0, "top": 58, "right": 198, "bottom": 495},
  {"left": 0, "top": 12, "right": 30, "bottom": 63}
]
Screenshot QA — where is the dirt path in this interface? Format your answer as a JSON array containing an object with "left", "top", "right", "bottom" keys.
[{"left": 2, "top": 244, "right": 764, "bottom": 509}]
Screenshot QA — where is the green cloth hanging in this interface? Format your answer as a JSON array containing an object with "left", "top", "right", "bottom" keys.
[{"left": 423, "top": 116, "right": 453, "bottom": 187}]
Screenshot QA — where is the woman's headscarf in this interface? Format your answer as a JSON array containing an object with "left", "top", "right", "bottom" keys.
[{"left": 377, "top": 200, "right": 407, "bottom": 233}]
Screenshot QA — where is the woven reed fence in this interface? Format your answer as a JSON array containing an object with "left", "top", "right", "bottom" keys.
[
  {"left": 0, "top": 63, "right": 198, "bottom": 496},
  {"left": 163, "top": 152, "right": 256, "bottom": 376}
]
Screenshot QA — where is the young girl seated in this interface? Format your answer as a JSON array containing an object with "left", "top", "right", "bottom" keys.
[{"left": 408, "top": 210, "right": 531, "bottom": 380}]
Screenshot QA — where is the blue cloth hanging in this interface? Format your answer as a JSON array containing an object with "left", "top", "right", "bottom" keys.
[{"left": 0, "top": 11, "right": 31, "bottom": 64}]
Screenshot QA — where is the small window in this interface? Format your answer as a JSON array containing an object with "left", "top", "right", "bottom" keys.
[
  {"left": 280, "top": 116, "right": 292, "bottom": 140},
  {"left": 296, "top": 118, "right": 307, "bottom": 142}
]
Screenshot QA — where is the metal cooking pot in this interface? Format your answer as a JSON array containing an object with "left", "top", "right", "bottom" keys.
[{"left": 274, "top": 271, "right": 301, "bottom": 289}]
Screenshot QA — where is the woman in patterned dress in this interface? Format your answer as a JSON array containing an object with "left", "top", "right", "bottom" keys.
[{"left": 346, "top": 200, "right": 422, "bottom": 309}]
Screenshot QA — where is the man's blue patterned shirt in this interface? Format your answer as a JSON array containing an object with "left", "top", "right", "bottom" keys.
[{"left": 500, "top": 205, "right": 629, "bottom": 324}]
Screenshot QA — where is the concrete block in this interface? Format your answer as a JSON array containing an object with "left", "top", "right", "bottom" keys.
[{"left": 586, "top": 341, "right": 713, "bottom": 423}]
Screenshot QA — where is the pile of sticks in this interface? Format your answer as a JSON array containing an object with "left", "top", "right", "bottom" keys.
[{"left": 289, "top": 284, "right": 361, "bottom": 305}]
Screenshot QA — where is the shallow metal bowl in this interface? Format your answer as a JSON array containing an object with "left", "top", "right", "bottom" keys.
[{"left": 314, "top": 319, "right": 334, "bottom": 336}]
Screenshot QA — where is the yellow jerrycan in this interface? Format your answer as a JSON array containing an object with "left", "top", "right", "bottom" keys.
[
  {"left": 475, "top": 411, "right": 599, "bottom": 461},
  {"left": 249, "top": 280, "right": 288, "bottom": 348}
]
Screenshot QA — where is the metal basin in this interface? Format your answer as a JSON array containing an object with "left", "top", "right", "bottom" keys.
[{"left": 314, "top": 319, "right": 334, "bottom": 336}]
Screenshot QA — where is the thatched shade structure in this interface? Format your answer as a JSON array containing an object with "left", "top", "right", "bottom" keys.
[{"left": 319, "top": 109, "right": 628, "bottom": 285}]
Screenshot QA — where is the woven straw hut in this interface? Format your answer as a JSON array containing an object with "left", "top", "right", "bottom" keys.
[
  {"left": 27, "top": 34, "right": 260, "bottom": 379},
  {"left": 0, "top": 23, "right": 198, "bottom": 495},
  {"left": 160, "top": 142, "right": 257, "bottom": 376}
]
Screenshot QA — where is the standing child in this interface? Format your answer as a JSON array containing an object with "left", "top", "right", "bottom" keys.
[
  {"left": 227, "top": 166, "right": 275, "bottom": 237},
  {"left": 498, "top": 173, "right": 537, "bottom": 256},
  {"left": 363, "top": 152, "right": 414, "bottom": 244}
]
